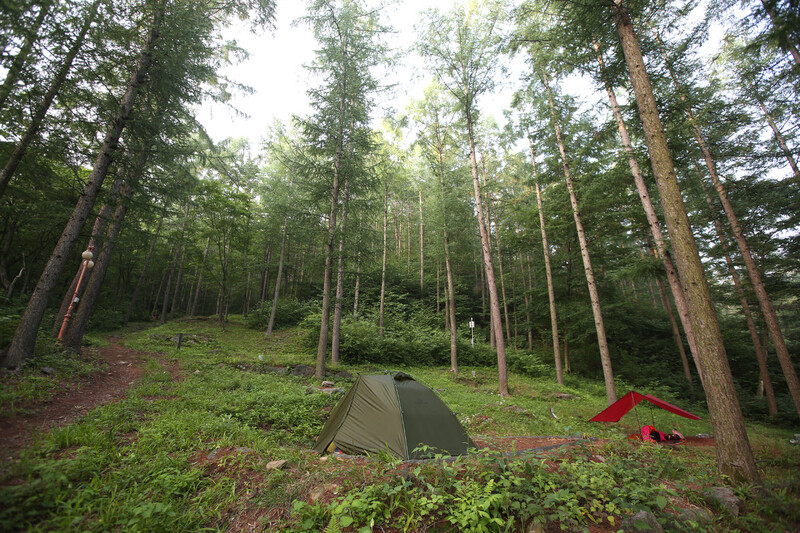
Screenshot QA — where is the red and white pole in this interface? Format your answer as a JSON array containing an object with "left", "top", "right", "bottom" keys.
[{"left": 57, "top": 246, "right": 94, "bottom": 340}]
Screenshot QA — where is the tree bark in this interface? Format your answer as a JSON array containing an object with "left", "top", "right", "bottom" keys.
[
  {"left": 0, "top": 0, "right": 101, "bottom": 200},
  {"left": 2, "top": 6, "right": 163, "bottom": 368},
  {"left": 266, "top": 216, "right": 289, "bottom": 337},
  {"left": 434, "top": 125, "right": 458, "bottom": 373},
  {"left": 760, "top": 0, "right": 800, "bottom": 66},
  {"left": 331, "top": 180, "right": 350, "bottom": 364},
  {"left": 352, "top": 252, "right": 361, "bottom": 319},
  {"left": 613, "top": 0, "right": 761, "bottom": 485},
  {"left": 522, "top": 252, "right": 534, "bottom": 351},
  {"left": 467, "top": 115, "right": 508, "bottom": 396},
  {"left": 259, "top": 245, "right": 272, "bottom": 302},
  {"left": 53, "top": 167, "right": 127, "bottom": 335},
  {"left": 755, "top": 98, "right": 800, "bottom": 179},
  {"left": 0, "top": 1, "right": 53, "bottom": 112},
  {"left": 241, "top": 223, "right": 251, "bottom": 318},
  {"left": 189, "top": 238, "right": 210, "bottom": 317},
  {"left": 703, "top": 184, "right": 778, "bottom": 417},
  {"left": 124, "top": 205, "right": 165, "bottom": 326},
  {"left": 379, "top": 181, "right": 388, "bottom": 337},
  {"left": 419, "top": 188, "right": 424, "bottom": 299},
  {"left": 530, "top": 142, "right": 563, "bottom": 386},
  {"left": 160, "top": 244, "right": 179, "bottom": 325},
  {"left": 594, "top": 40, "right": 703, "bottom": 387},
  {"left": 64, "top": 180, "right": 136, "bottom": 352},
  {"left": 655, "top": 276, "right": 694, "bottom": 394},
  {"left": 660, "top": 36, "right": 800, "bottom": 420},
  {"left": 543, "top": 70, "right": 615, "bottom": 404},
  {"left": 169, "top": 248, "right": 185, "bottom": 321}
]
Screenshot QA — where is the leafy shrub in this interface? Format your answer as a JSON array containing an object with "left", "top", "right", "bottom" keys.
[
  {"left": 299, "top": 316, "right": 496, "bottom": 368},
  {"left": 0, "top": 302, "right": 25, "bottom": 350},
  {"left": 291, "top": 446, "right": 681, "bottom": 532},
  {"left": 86, "top": 303, "right": 126, "bottom": 332},
  {"left": 506, "top": 348, "right": 553, "bottom": 379},
  {"left": 246, "top": 298, "right": 314, "bottom": 331}
]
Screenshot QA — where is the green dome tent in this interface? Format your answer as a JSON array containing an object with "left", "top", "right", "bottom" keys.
[{"left": 313, "top": 372, "right": 475, "bottom": 460}]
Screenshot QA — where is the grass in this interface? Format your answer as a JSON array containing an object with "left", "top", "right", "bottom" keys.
[
  {"left": 0, "top": 316, "right": 798, "bottom": 532},
  {"left": 0, "top": 339, "right": 104, "bottom": 416}
]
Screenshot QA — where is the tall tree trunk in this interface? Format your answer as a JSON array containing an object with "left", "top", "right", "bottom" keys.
[
  {"left": 703, "top": 185, "right": 778, "bottom": 417},
  {"left": 331, "top": 180, "right": 350, "bottom": 364},
  {"left": 754, "top": 98, "right": 800, "bottom": 179},
  {"left": 260, "top": 245, "right": 272, "bottom": 302},
  {"left": 2, "top": 6, "right": 162, "bottom": 368},
  {"left": 522, "top": 252, "right": 534, "bottom": 351},
  {"left": 0, "top": 1, "right": 53, "bottom": 112},
  {"left": 315, "top": 188, "right": 338, "bottom": 376},
  {"left": 760, "top": 0, "right": 800, "bottom": 66},
  {"left": 492, "top": 209, "right": 512, "bottom": 347},
  {"left": 64, "top": 147, "right": 148, "bottom": 349},
  {"left": 64, "top": 179, "right": 137, "bottom": 352},
  {"left": 613, "top": 0, "right": 761, "bottom": 485},
  {"left": 434, "top": 129, "right": 458, "bottom": 372},
  {"left": 594, "top": 41, "right": 703, "bottom": 386},
  {"left": 655, "top": 276, "right": 695, "bottom": 394},
  {"left": 436, "top": 263, "right": 441, "bottom": 314},
  {"left": 125, "top": 205, "right": 165, "bottom": 326},
  {"left": 466, "top": 115, "right": 508, "bottom": 396},
  {"left": 543, "top": 71, "right": 615, "bottom": 404},
  {"left": 169, "top": 248, "right": 185, "bottom": 321},
  {"left": 419, "top": 188, "right": 424, "bottom": 299},
  {"left": 52, "top": 173, "right": 124, "bottom": 336},
  {"left": 266, "top": 213, "right": 289, "bottom": 337},
  {"left": 660, "top": 37, "right": 800, "bottom": 419},
  {"left": 151, "top": 269, "right": 167, "bottom": 318},
  {"left": 160, "top": 244, "right": 180, "bottom": 325},
  {"left": 0, "top": 0, "right": 101, "bottom": 200},
  {"left": 189, "top": 238, "right": 210, "bottom": 317},
  {"left": 531, "top": 143, "right": 563, "bottom": 386},
  {"left": 241, "top": 224, "right": 251, "bottom": 318},
  {"left": 379, "top": 181, "right": 388, "bottom": 337},
  {"left": 0, "top": 219, "right": 19, "bottom": 291},
  {"left": 352, "top": 252, "right": 361, "bottom": 319}
]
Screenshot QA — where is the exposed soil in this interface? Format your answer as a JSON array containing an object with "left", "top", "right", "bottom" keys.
[
  {"left": 0, "top": 336, "right": 178, "bottom": 477},
  {"left": 473, "top": 435, "right": 589, "bottom": 453}
]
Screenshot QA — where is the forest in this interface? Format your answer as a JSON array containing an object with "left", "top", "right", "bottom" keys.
[{"left": 0, "top": 0, "right": 799, "bottom": 501}]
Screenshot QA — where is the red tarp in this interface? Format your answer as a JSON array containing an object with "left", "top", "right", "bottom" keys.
[{"left": 589, "top": 391, "right": 701, "bottom": 422}]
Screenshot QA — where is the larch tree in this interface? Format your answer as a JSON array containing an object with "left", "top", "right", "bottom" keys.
[
  {"left": 608, "top": 0, "right": 762, "bottom": 485},
  {"left": 1, "top": 0, "right": 276, "bottom": 368},
  {"left": 411, "top": 83, "right": 462, "bottom": 373},
  {"left": 592, "top": 40, "right": 704, "bottom": 390},
  {"left": 2, "top": 0, "right": 167, "bottom": 369},
  {"left": 300, "top": 0, "right": 386, "bottom": 380},
  {"left": 540, "top": 71, "right": 616, "bottom": 405},
  {"left": 655, "top": 32, "right": 800, "bottom": 420},
  {"left": 418, "top": 0, "right": 510, "bottom": 396}
]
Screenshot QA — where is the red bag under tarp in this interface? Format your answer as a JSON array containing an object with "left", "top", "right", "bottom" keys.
[
  {"left": 640, "top": 425, "right": 685, "bottom": 443},
  {"left": 589, "top": 391, "right": 701, "bottom": 423}
]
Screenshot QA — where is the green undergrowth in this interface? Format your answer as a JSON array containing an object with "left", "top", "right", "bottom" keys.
[
  {"left": 294, "top": 443, "right": 692, "bottom": 532},
  {"left": 0, "top": 341, "right": 104, "bottom": 417},
  {"left": 0, "top": 317, "right": 798, "bottom": 532}
]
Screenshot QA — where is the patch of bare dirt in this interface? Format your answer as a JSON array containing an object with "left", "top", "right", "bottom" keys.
[
  {"left": 0, "top": 336, "right": 174, "bottom": 476},
  {"left": 474, "top": 435, "right": 586, "bottom": 453}
]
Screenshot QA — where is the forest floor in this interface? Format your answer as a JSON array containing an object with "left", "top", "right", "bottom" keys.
[
  {"left": 0, "top": 336, "right": 181, "bottom": 476},
  {"left": 1, "top": 320, "right": 798, "bottom": 532},
  {"left": 0, "top": 335, "right": 715, "bottom": 473}
]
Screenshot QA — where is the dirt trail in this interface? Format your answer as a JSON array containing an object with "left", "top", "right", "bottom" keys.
[{"left": 0, "top": 337, "right": 171, "bottom": 476}]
